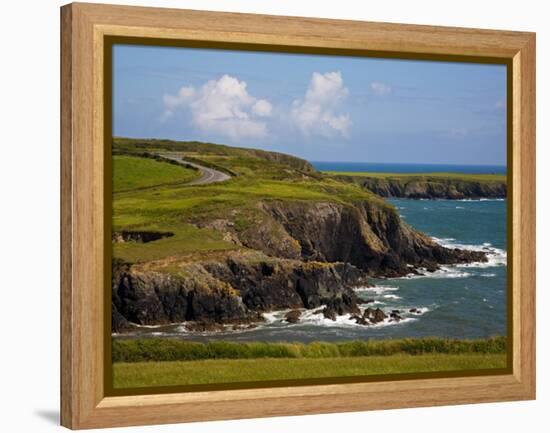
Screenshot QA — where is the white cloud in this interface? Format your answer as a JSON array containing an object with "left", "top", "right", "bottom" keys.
[
  {"left": 370, "top": 81, "right": 392, "bottom": 96},
  {"left": 252, "top": 99, "right": 272, "bottom": 117},
  {"left": 291, "top": 71, "right": 351, "bottom": 138},
  {"left": 162, "top": 75, "right": 273, "bottom": 140}
]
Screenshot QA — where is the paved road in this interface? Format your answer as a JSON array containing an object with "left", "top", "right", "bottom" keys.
[{"left": 159, "top": 153, "right": 231, "bottom": 185}]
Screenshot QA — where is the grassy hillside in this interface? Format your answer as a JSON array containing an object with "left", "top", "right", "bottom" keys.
[
  {"left": 112, "top": 138, "right": 389, "bottom": 264},
  {"left": 113, "top": 155, "right": 199, "bottom": 192},
  {"left": 114, "top": 137, "right": 315, "bottom": 172}
]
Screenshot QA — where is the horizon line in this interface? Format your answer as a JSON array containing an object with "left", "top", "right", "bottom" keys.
[{"left": 309, "top": 160, "right": 507, "bottom": 167}]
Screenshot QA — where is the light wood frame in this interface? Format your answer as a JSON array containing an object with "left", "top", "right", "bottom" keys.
[{"left": 61, "top": 2, "right": 536, "bottom": 429}]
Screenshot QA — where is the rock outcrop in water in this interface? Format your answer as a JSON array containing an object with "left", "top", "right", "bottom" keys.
[{"left": 112, "top": 252, "right": 367, "bottom": 332}]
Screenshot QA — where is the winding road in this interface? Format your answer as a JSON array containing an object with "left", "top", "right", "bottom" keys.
[{"left": 159, "top": 153, "right": 231, "bottom": 186}]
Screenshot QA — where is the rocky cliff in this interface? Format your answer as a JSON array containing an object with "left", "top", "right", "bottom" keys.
[
  {"left": 112, "top": 252, "right": 367, "bottom": 332},
  {"left": 113, "top": 198, "right": 486, "bottom": 332},
  {"left": 334, "top": 176, "right": 506, "bottom": 199},
  {"left": 111, "top": 138, "right": 493, "bottom": 332},
  {"left": 260, "top": 200, "right": 485, "bottom": 277}
]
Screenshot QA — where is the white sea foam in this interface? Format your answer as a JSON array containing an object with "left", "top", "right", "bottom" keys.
[
  {"left": 369, "top": 317, "right": 417, "bottom": 328},
  {"left": 456, "top": 198, "right": 505, "bottom": 202},
  {"left": 427, "top": 266, "right": 472, "bottom": 279},
  {"left": 263, "top": 311, "right": 285, "bottom": 324},
  {"left": 259, "top": 304, "right": 423, "bottom": 329},
  {"left": 457, "top": 250, "right": 507, "bottom": 268},
  {"left": 354, "top": 285, "right": 399, "bottom": 294},
  {"left": 133, "top": 323, "right": 166, "bottom": 329},
  {"left": 393, "top": 267, "right": 472, "bottom": 280},
  {"left": 432, "top": 236, "right": 507, "bottom": 268},
  {"left": 383, "top": 294, "right": 402, "bottom": 300},
  {"left": 360, "top": 299, "right": 385, "bottom": 306},
  {"left": 299, "top": 308, "right": 418, "bottom": 329}
]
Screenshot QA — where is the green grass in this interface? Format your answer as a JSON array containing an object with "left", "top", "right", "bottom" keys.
[
  {"left": 111, "top": 138, "right": 503, "bottom": 264},
  {"left": 111, "top": 138, "right": 390, "bottom": 263},
  {"left": 113, "top": 353, "right": 507, "bottom": 388},
  {"left": 113, "top": 223, "right": 237, "bottom": 263},
  {"left": 113, "top": 136, "right": 314, "bottom": 172},
  {"left": 113, "top": 155, "right": 199, "bottom": 192},
  {"left": 324, "top": 171, "right": 506, "bottom": 182},
  {"left": 112, "top": 337, "right": 507, "bottom": 362}
]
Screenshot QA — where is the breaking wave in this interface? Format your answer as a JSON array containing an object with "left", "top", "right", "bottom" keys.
[{"left": 432, "top": 236, "right": 507, "bottom": 268}]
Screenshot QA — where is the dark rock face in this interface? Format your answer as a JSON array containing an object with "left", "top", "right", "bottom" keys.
[
  {"left": 355, "top": 307, "right": 387, "bottom": 325},
  {"left": 111, "top": 303, "right": 133, "bottom": 332},
  {"left": 389, "top": 311, "right": 403, "bottom": 322},
  {"left": 112, "top": 261, "right": 257, "bottom": 331},
  {"left": 356, "top": 178, "right": 506, "bottom": 200},
  {"left": 321, "top": 294, "right": 361, "bottom": 319},
  {"left": 111, "top": 254, "right": 368, "bottom": 332},
  {"left": 363, "top": 307, "right": 387, "bottom": 324},
  {"left": 262, "top": 200, "right": 486, "bottom": 277},
  {"left": 285, "top": 310, "right": 302, "bottom": 323}
]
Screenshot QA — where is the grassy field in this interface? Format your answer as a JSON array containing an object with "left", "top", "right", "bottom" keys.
[
  {"left": 113, "top": 155, "right": 199, "bottom": 192},
  {"left": 324, "top": 171, "right": 506, "bottom": 182},
  {"left": 111, "top": 138, "right": 389, "bottom": 263},
  {"left": 113, "top": 353, "right": 507, "bottom": 388},
  {"left": 112, "top": 337, "right": 507, "bottom": 388}
]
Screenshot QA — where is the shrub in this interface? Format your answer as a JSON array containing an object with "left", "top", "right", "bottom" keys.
[{"left": 112, "top": 336, "right": 507, "bottom": 363}]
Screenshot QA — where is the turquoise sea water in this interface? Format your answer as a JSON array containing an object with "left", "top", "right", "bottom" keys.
[{"left": 136, "top": 198, "right": 507, "bottom": 343}]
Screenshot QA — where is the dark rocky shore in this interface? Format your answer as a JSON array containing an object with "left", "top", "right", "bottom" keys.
[
  {"left": 333, "top": 175, "right": 506, "bottom": 200},
  {"left": 112, "top": 198, "right": 487, "bottom": 333}
]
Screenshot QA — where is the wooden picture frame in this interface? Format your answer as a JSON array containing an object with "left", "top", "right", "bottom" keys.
[{"left": 60, "top": 2, "right": 536, "bottom": 429}]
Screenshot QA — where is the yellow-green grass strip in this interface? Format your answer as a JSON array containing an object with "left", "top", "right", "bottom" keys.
[{"left": 113, "top": 353, "right": 507, "bottom": 388}]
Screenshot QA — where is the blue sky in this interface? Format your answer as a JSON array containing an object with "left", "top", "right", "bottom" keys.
[{"left": 113, "top": 44, "right": 507, "bottom": 165}]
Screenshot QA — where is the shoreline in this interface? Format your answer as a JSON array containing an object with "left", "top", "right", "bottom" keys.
[{"left": 113, "top": 230, "right": 506, "bottom": 339}]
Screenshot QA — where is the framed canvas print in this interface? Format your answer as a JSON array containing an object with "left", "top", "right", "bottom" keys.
[{"left": 60, "top": 3, "right": 536, "bottom": 429}]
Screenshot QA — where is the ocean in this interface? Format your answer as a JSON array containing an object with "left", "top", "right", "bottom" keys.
[
  {"left": 125, "top": 163, "right": 508, "bottom": 343},
  {"left": 311, "top": 161, "right": 507, "bottom": 175}
]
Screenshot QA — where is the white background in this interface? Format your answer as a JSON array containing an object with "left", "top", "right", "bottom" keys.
[{"left": 1, "top": 0, "right": 546, "bottom": 431}]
